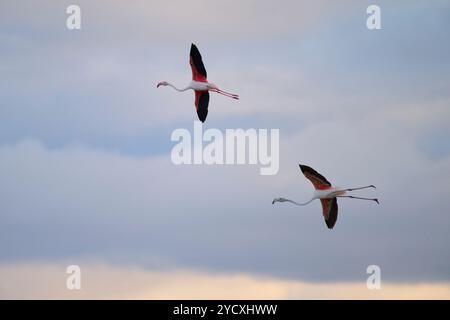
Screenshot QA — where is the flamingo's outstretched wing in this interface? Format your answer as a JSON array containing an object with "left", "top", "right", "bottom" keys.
[
  {"left": 195, "top": 91, "right": 209, "bottom": 123},
  {"left": 320, "top": 198, "right": 338, "bottom": 229},
  {"left": 190, "top": 43, "right": 207, "bottom": 82},
  {"left": 299, "top": 164, "right": 332, "bottom": 190}
]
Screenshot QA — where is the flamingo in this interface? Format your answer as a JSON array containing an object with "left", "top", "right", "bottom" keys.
[
  {"left": 272, "top": 164, "right": 379, "bottom": 229},
  {"left": 157, "top": 43, "right": 239, "bottom": 123}
]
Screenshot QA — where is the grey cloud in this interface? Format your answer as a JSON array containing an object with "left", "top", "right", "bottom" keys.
[{"left": 1, "top": 0, "right": 450, "bottom": 286}]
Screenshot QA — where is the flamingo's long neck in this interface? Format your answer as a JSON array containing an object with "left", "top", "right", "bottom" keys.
[
  {"left": 297, "top": 199, "right": 315, "bottom": 206},
  {"left": 287, "top": 198, "right": 314, "bottom": 206},
  {"left": 167, "top": 83, "right": 190, "bottom": 92}
]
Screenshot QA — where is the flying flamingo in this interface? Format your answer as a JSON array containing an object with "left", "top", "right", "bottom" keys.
[
  {"left": 272, "top": 164, "right": 378, "bottom": 229},
  {"left": 157, "top": 43, "right": 239, "bottom": 123}
]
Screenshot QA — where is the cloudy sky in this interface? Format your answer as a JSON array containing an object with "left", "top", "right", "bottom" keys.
[{"left": 1, "top": 0, "right": 449, "bottom": 299}]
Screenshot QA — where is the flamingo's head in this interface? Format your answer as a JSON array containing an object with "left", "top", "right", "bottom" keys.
[
  {"left": 272, "top": 198, "right": 288, "bottom": 204},
  {"left": 157, "top": 81, "right": 168, "bottom": 88}
]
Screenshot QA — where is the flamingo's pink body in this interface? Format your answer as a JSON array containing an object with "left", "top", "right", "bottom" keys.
[
  {"left": 157, "top": 44, "right": 239, "bottom": 122},
  {"left": 273, "top": 164, "right": 378, "bottom": 229}
]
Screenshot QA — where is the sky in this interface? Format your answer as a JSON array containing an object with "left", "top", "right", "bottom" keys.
[{"left": 1, "top": 0, "right": 450, "bottom": 299}]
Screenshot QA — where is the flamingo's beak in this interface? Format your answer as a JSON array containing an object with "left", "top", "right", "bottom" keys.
[{"left": 157, "top": 83, "right": 161, "bottom": 88}]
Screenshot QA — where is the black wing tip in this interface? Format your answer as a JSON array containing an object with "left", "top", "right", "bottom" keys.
[
  {"left": 190, "top": 43, "right": 207, "bottom": 78},
  {"left": 190, "top": 43, "right": 200, "bottom": 54},
  {"left": 299, "top": 163, "right": 332, "bottom": 185},
  {"left": 197, "top": 113, "right": 207, "bottom": 122},
  {"left": 325, "top": 198, "right": 338, "bottom": 229},
  {"left": 325, "top": 218, "right": 336, "bottom": 229},
  {"left": 299, "top": 164, "right": 313, "bottom": 173},
  {"left": 196, "top": 91, "right": 209, "bottom": 123}
]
